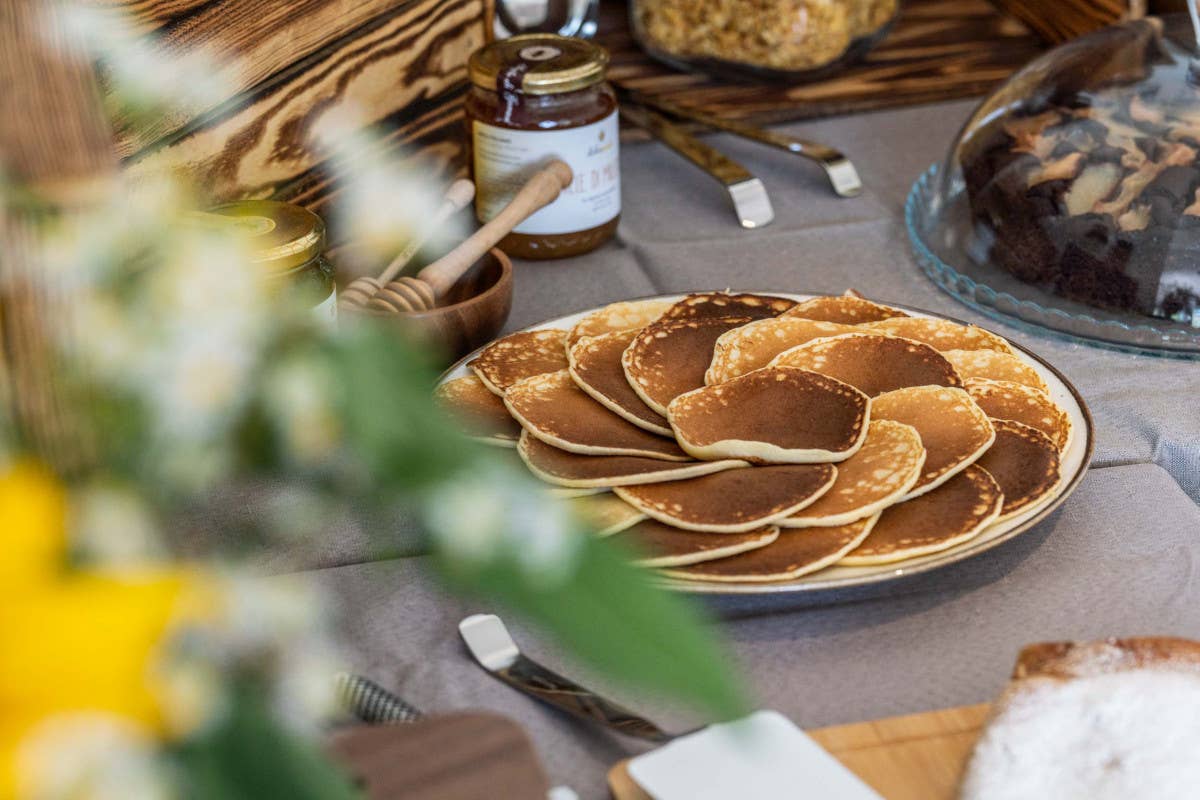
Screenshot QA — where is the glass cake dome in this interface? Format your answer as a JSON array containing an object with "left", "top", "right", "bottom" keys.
[{"left": 908, "top": 15, "right": 1200, "bottom": 357}]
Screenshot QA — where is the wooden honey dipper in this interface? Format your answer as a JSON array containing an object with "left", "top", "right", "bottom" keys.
[
  {"left": 340, "top": 178, "right": 477, "bottom": 309},
  {"left": 365, "top": 159, "right": 573, "bottom": 313}
]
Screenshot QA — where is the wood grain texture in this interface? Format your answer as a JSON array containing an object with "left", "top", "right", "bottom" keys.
[
  {"left": 1, "top": 0, "right": 118, "bottom": 191},
  {"left": 105, "top": 0, "right": 422, "bottom": 156},
  {"left": 601, "top": 0, "right": 1046, "bottom": 137},
  {"left": 329, "top": 712, "right": 549, "bottom": 800},
  {"left": 987, "top": 0, "right": 1144, "bottom": 44},
  {"left": 123, "top": 0, "right": 490, "bottom": 202},
  {"left": 0, "top": 0, "right": 114, "bottom": 472},
  {"left": 609, "top": 703, "right": 992, "bottom": 800}
]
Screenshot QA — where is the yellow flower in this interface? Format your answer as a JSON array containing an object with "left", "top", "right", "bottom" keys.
[
  {"left": 0, "top": 460, "right": 207, "bottom": 798},
  {"left": 0, "top": 461, "right": 66, "bottom": 590}
]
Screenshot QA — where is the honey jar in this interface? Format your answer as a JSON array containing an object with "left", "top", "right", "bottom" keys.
[
  {"left": 466, "top": 34, "right": 620, "bottom": 259},
  {"left": 204, "top": 200, "right": 337, "bottom": 326}
]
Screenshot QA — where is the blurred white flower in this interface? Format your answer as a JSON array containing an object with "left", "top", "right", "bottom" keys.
[
  {"left": 213, "top": 573, "right": 327, "bottom": 657},
  {"left": 17, "top": 714, "right": 175, "bottom": 800},
  {"left": 313, "top": 110, "right": 465, "bottom": 259},
  {"left": 152, "top": 656, "right": 228, "bottom": 740},
  {"left": 424, "top": 462, "right": 583, "bottom": 588},
  {"left": 71, "top": 480, "right": 165, "bottom": 567},
  {"left": 57, "top": 3, "right": 229, "bottom": 115},
  {"left": 507, "top": 491, "right": 582, "bottom": 588},
  {"left": 272, "top": 640, "right": 343, "bottom": 734},
  {"left": 423, "top": 465, "right": 510, "bottom": 566},
  {"left": 262, "top": 358, "right": 342, "bottom": 466}
]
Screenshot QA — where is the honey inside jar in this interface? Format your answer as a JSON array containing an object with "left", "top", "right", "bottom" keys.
[{"left": 465, "top": 34, "right": 621, "bottom": 260}]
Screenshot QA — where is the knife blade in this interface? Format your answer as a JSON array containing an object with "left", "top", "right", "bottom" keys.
[{"left": 459, "top": 613, "right": 675, "bottom": 742}]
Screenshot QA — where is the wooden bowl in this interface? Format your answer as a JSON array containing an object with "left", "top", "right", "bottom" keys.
[{"left": 360, "top": 248, "right": 512, "bottom": 364}]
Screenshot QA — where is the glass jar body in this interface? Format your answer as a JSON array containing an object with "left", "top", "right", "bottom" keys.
[
  {"left": 274, "top": 253, "right": 338, "bottom": 326},
  {"left": 629, "top": 0, "right": 897, "bottom": 81},
  {"left": 465, "top": 82, "right": 620, "bottom": 259}
]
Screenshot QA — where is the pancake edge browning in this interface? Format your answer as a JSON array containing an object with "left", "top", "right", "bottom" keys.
[
  {"left": 977, "top": 419, "right": 1064, "bottom": 523},
  {"left": 668, "top": 367, "right": 872, "bottom": 465},
  {"left": 780, "top": 420, "right": 927, "bottom": 528},
  {"left": 660, "top": 513, "right": 880, "bottom": 583},
  {"left": 614, "top": 464, "right": 838, "bottom": 533},
  {"left": 623, "top": 525, "right": 782, "bottom": 568},
  {"left": 516, "top": 432, "right": 747, "bottom": 488},
  {"left": 470, "top": 328, "right": 571, "bottom": 397},
  {"left": 839, "top": 465, "right": 1004, "bottom": 566},
  {"left": 867, "top": 386, "right": 997, "bottom": 501},
  {"left": 504, "top": 372, "right": 692, "bottom": 462},
  {"left": 567, "top": 331, "right": 674, "bottom": 437}
]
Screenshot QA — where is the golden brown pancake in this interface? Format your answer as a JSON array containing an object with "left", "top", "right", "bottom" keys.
[
  {"left": 782, "top": 420, "right": 926, "bottom": 528},
  {"left": 610, "top": 520, "right": 780, "bottom": 567},
  {"left": 568, "top": 494, "right": 646, "bottom": 536},
  {"left": 871, "top": 386, "right": 995, "bottom": 498},
  {"left": 864, "top": 317, "right": 1015, "bottom": 354},
  {"left": 770, "top": 333, "right": 962, "bottom": 397},
  {"left": 614, "top": 463, "right": 837, "bottom": 533},
  {"left": 839, "top": 465, "right": 1003, "bottom": 565},
  {"left": 965, "top": 378, "right": 1072, "bottom": 453},
  {"left": 944, "top": 350, "right": 1049, "bottom": 394},
  {"left": 783, "top": 294, "right": 907, "bottom": 324},
  {"left": 662, "top": 514, "right": 879, "bottom": 582},
  {"left": 668, "top": 366, "right": 870, "bottom": 464},
  {"left": 434, "top": 375, "right": 522, "bottom": 445},
  {"left": 705, "top": 316, "right": 858, "bottom": 384},
  {"left": 568, "top": 329, "right": 672, "bottom": 436},
  {"left": 505, "top": 371, "right": 690, "bottom": 461},
  {"left": 471, "top": 329, "right": 570, "bottom": 395},
  {"left": 974, "top": 420, "right": 1061, "bottom": 521},
  {"left": 566, "top": 299, "right": 674, "bottom": 346},
  {"left": 660, "top": 291, "right": 795, "bottom": 321},
  {"left": 517, "top": 432, "right": 745, "bottom": 488},
  {"left": 623, "top": 316, "right": 752, "bottom": 415}
]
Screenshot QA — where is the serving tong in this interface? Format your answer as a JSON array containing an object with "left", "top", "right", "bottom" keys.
[{"left": 618, "top": 88, "right": 863, "bottom": 229}]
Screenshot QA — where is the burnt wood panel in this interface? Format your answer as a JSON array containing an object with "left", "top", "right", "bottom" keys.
[
  {"left": 103, "top": 0, "right": 420, "bottom": 155},
  {"left": 600, "top": 0, "right": 1046, "bottom": 137},
  {"left": 123, "top": 0, "right": 490, "bottom": 202}
]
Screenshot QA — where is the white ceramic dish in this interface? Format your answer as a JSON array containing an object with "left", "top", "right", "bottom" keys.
[{"left": 438, "top": 293, "right": 1095, "bottom": 595}]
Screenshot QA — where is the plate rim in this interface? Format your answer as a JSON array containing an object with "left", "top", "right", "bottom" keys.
[{"left": 437, "top": 291, "right": 1096, "bottom": 595}]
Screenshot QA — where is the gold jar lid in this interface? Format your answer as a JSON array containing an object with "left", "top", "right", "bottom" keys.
[
  {"left": 199, "top": 200, "right": 325, "bottom": 273},
  {"left": 469, "top": 34, "right": 609, "bottom": 95}
]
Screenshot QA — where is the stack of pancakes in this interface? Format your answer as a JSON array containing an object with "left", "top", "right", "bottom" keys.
[{"left": 435, "top": 291, "right": 1073, "bottom": 584}]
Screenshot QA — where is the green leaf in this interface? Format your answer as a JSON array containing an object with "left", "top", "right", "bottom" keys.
[
  {"left": 436, "top": 530, "right": 750, "bottom": 722},
  {"left": 175, "top": 681, "right": 362, "bottom": 800},
  {"left": 328, "top": 321, "right": 473, "bottom": 489}
]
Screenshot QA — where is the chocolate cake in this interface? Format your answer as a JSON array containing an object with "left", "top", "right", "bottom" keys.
[{"left": 960, "top": 18, "right": 1200, "bottom": 326}]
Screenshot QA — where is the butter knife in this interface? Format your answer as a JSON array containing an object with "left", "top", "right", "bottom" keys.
[
  {"left": 619, "top": 103, "right": 774, "bottom": 230},
  {"left": 459, "top": 613, "right": 677, "bottom": 742}
]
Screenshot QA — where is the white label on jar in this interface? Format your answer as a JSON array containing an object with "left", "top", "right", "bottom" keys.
[
  {"left": 313, "top": 287, "right": 338, "bottom": 330},
  {"left": 473, "top": 111, "right": 620, "bottom": 236}
]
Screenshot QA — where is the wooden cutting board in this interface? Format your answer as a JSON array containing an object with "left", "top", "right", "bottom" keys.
[{"left": 608, "top": 703, "right": 992, "bottom": 800}]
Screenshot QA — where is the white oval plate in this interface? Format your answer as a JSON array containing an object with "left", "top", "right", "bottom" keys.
[{"left": 439, "top": 293, "right": 1095, "bottom": 595}]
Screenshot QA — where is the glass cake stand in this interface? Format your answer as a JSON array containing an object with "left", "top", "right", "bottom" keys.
[
  {"left": 907, "top": 163, "right": 1200, "bottom": 358},
  {"left": 907, "top": 15, "right": 1200, "bottom": 359}
]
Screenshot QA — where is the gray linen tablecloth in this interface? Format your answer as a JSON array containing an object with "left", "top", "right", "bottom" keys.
[{"left": 304, "top": 99, "right": 1200, "bottom": 797}]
